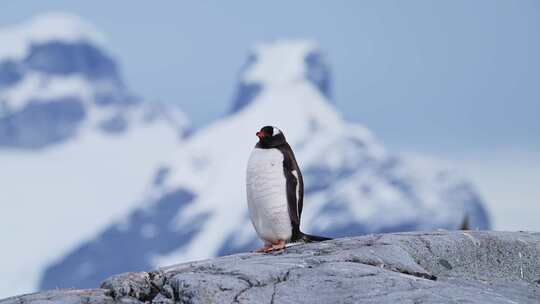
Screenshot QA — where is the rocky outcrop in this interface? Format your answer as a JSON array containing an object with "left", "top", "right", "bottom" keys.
[{"left": 2, "top": 231, "right": 539, "bottom": 303}]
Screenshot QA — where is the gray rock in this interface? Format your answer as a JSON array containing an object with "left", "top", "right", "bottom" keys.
[
  {"left": 3, "top": 231, "right": 540, "bottom": 303},
  {"left": 100, "top": 271, "right": 164, "bottom": 301},
  {"left": 0, "top": 289, "right": 115, "bottom": 304}
]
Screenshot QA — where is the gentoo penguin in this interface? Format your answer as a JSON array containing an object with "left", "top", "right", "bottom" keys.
[{"left": 246, "top": 125, "right": 331, "bottom": 253}]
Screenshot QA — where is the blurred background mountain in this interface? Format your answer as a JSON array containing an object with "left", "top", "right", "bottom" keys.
[{"left": 1, "top": 0, "right": 538, "bottom": 299}]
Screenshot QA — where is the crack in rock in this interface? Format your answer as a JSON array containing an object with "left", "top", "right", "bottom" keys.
[
  {"left": 344, "top": 258, "right": 437, "bottom": 281},
  {"left": 231, "top": 276, "right": 254, "bottom": 304}
]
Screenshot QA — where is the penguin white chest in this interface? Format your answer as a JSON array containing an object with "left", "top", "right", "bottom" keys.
[{"left": 246, "top": 148, "right": 292, "bottom": 243}]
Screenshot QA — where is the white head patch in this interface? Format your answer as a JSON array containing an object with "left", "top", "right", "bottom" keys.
[{"left": 272, "top": 127, "right": 281, "bottom": 136}]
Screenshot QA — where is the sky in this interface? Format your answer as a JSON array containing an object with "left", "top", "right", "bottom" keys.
[{"left": 1, "top": 1, "right": 539, "bottom": 230}]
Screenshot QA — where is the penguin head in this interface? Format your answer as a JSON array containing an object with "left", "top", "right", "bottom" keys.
[{"left": 256, "top": 125, "right": 286, "bottom": 148}]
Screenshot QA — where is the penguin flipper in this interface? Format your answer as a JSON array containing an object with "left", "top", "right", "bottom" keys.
[
  {"left": 280, "top": 144, "right": 302, "bottom": 239},
  {"left": 284, "top": 168, "right": 301, "bottom": 234}
]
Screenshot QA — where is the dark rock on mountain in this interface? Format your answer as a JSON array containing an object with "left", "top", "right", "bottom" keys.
[
  {"left": 0, "top": 60, "right": 23, "bottom": 89},
  {"left": 0, "top": 97, "right": 86, "bottom": 148},
  {"left": 23, "top": 41, "right": 121, "bottom": 83}
]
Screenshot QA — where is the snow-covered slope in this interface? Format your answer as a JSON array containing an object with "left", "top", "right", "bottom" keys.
[
  {"left": 0, "top": 13, "right": 189, "bottom": 298},
  {"left": 42, "top": 40, "right": 490, "bottom": 290}
]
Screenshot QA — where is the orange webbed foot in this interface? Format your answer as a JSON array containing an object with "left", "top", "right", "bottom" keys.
[
  {"left": 254, "top": 243, "right": 273, "bottom": 253},
  {"left": 264, "top": 240, "right": 286, "bottom": 253},
  {"left": 255, "top": 240, "right": 286, "bottom": 253}
]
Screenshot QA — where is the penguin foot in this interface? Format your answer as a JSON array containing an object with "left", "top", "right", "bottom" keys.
[
  {"left": 254, "top": 246, "right": 269, "bottom": 253},
  {"left": 254, "top": 240, "right": 286, "bottom": 253},
  {"left": 266, "top": 240, "right": 286, "bottom": 253},
  {"left": 254, "top": 242, "right": 274, "bottom": 253}
]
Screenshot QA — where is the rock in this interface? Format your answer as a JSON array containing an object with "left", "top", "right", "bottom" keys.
[
  {"left": 100, "top": 271, "right": 164, "bottom": 301},
  {"left": 0, "top": 289, "right": 115, "bottom": 304},
  {"left": 2, "top": 231, "right": 540, "bottom": 303}
]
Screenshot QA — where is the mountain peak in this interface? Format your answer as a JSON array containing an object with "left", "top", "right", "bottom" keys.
[
  {"left": 243, "top": 40, "right": 318, "bottom": 85},
  {"left": 0, "top": 12, "right": 106, "bottom": 60},
  {"left": 230, "top": 39, "right": 331, "bottom": 113},
  {"left": 0, "top": 13, "right": 191, "bottom": 149}
]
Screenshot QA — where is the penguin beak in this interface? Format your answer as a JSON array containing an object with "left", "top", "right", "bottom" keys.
[{"left": 256, "top": 131, "right": 263, "bottom": 139}]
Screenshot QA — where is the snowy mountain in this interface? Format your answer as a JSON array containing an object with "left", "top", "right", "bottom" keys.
[
  {"left": 0, "top": 13, "right": 189, "bottom": 297},
  {"left": 40, "top": 40, "right": 490, "bottom": 290},
  {"left": 0, "top": 12, "right": 189, "bottom": 149}
]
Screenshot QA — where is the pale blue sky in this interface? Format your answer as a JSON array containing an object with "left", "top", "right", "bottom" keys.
[
  {"left": 1, "top": 1, "right": 539, "bottom": 229},
  {"left": 2, "top": 0, "right": 538, "bottom": 153}
]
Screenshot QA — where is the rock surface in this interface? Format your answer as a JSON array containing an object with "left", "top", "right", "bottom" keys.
[{"left": 2, "top": 231, "right": 540, "bottom": 303}]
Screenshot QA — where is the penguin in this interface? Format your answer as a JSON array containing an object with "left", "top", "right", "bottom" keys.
[{"left": 246, "top": 125, "right": 331, "bottom": 253}]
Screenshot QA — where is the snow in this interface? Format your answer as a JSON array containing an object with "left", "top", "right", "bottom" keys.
[
  {"left": 0, "top": 118, "right": 183, "bottom": 297},
  {"left": 0, "top": 12, "right": 106, "bottom": 60},
  {"left": 243, "top": 40, "right": 318, "bottom": 86},
  {"left": 0, "top": 73, "right": 93, "bottom": 112},
  {"left": 0, "top": 13, "right": 188, "bottom": 294}
]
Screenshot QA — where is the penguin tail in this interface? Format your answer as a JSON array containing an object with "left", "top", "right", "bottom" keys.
[
  {"left": 459, "top": 215, "right": 470, "bottom": 230},
  {"left": 300, "top": 232, "right": 332, "bottom": 242}
]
